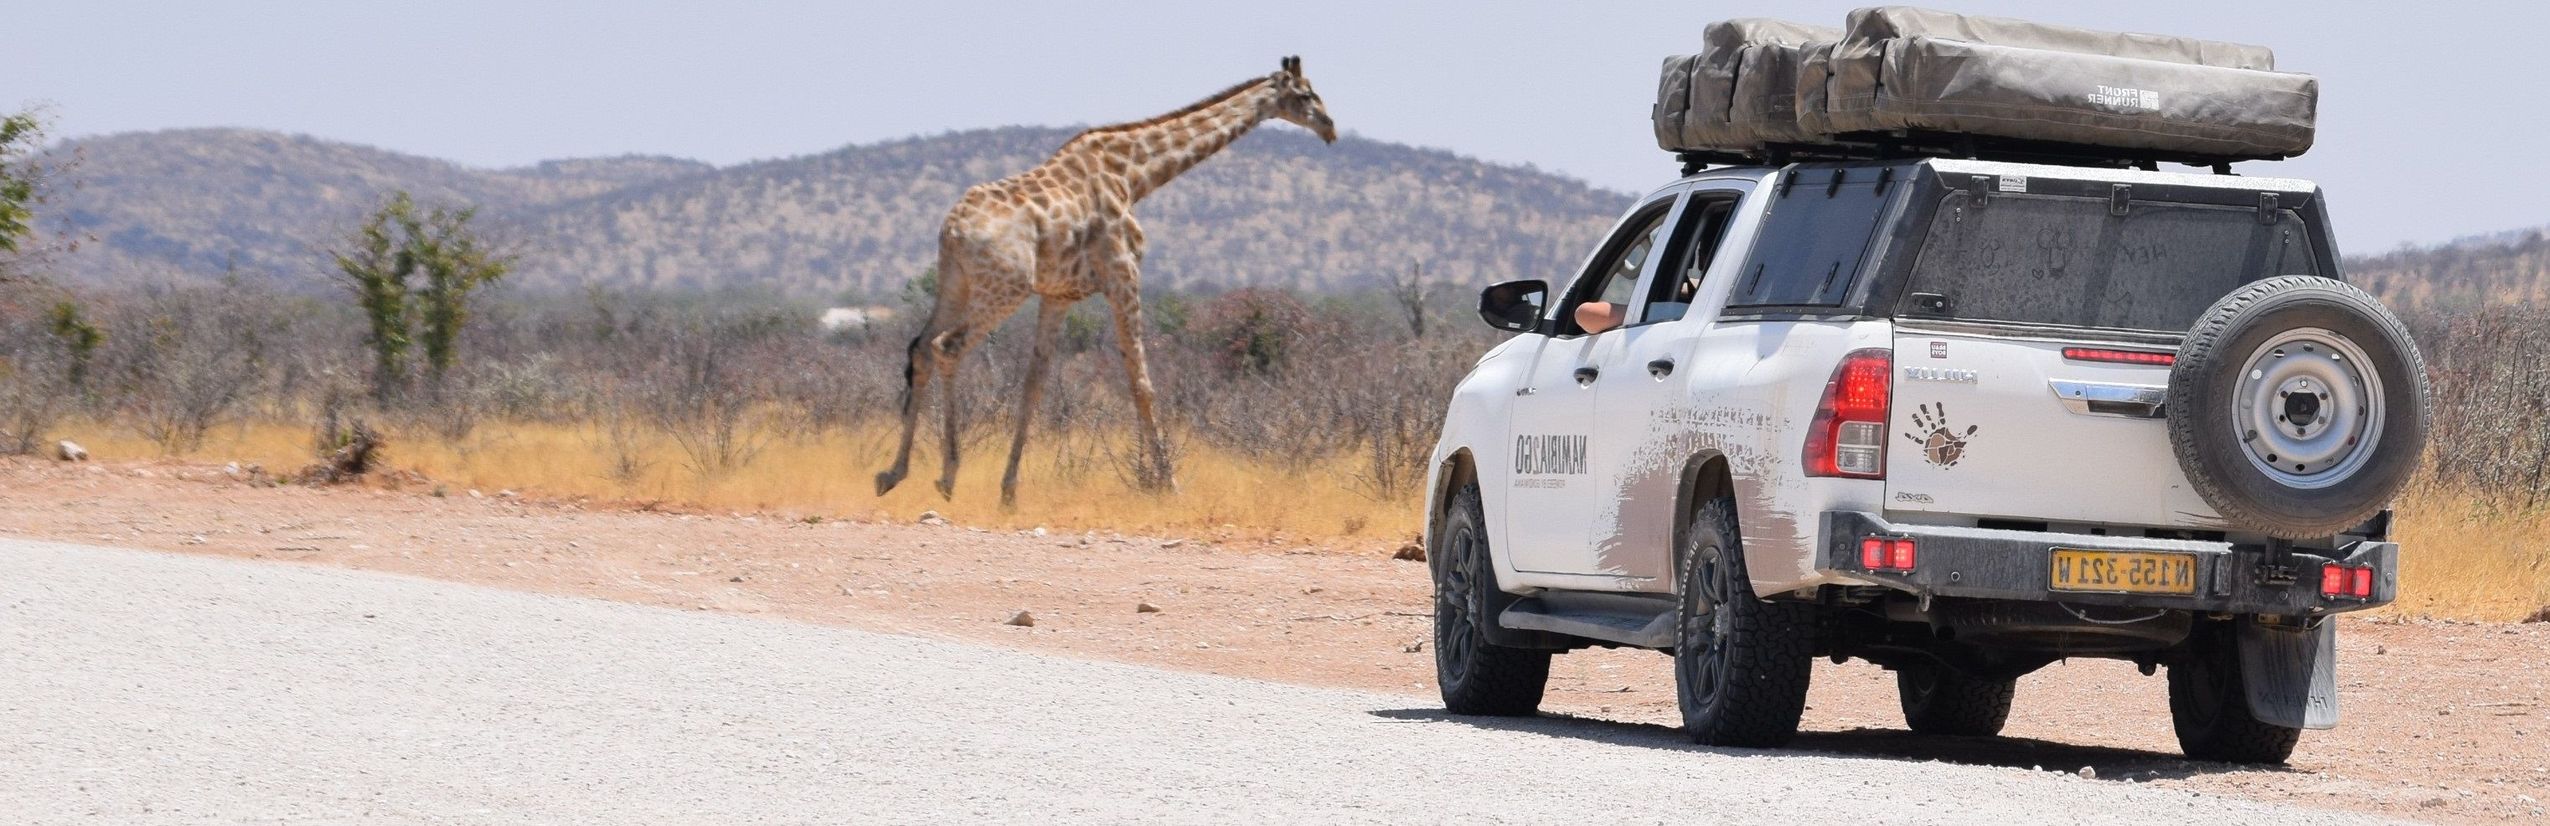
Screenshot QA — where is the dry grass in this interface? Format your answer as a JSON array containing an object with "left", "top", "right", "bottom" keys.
[
  {"left": 61, "top": 419, "right": 2550, "bottom": 621},
  {"left": 70, "top": 419, "right": 1425, "bottom": 544},
  {"left": 2386, "top": 482, "right": 2550, "bottom": 622}
]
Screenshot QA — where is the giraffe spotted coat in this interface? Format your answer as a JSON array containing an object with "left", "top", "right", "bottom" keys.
[{"left": 876, "top": 56, "right": 1337, "bottom": 506}]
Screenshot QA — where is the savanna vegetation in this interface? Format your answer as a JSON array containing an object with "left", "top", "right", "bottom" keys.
[
  {"left": 2, "top": 250, "right": 1485, "bottom": 538},
  {"left": 6, "top": 264, "right": 2547, "bottom": 619},
  {"left": 2, "top": 109, "right": 2545, "bottom": 620}
]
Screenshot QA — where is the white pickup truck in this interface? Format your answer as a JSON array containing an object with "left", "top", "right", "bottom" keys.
[{"left": 1422, "top": 157, "right": 2427, "bottom": 764}]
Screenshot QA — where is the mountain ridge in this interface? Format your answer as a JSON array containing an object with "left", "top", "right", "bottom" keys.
[
  {"left": 32, "top": 126, "right": 2550, "bottom": 310},
  {"left": 38, "top": 126, "right": 1633, "bottom": 298}
]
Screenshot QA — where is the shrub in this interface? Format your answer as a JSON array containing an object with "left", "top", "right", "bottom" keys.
[{"left": 1194, "top": 288, "right": 1310, "bottom": 377}]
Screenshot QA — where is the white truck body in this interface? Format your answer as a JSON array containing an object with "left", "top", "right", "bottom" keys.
[{"left": 1428, "top": 159, "right": 2349, "bottom": 601}]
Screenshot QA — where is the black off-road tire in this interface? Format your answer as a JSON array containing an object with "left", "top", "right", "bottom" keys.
[
  {"left": 2167, "top": 276, "right": 2430, "bottom": 539},
  {"left": 1673, "top": 497, "right": 1814, "bottom": 747},
  {"left": 2168, "top": 633, "right": 2302, "bottom": 764},
  {"left": 1432, "top": 482, "right": 1551, "bottom": 716},
  {"left": 1896, "top": 664, "right": 2016, "bottom": 737}
]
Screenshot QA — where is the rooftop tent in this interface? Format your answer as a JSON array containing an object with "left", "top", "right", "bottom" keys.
[
  {"left": 1654, "top": 6, "right": 2319, "bottom": 163},
  {"left": 1653, "top": 19, "right": 1841, "bottom": 153}
]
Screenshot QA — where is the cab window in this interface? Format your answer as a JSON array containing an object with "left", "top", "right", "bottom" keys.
[
  {"left": 1557, "top": 203, "right": 1675, "bottom": 336},
  {"left": 1639, "top": 195, "right": 1740, "bottom": 324}
]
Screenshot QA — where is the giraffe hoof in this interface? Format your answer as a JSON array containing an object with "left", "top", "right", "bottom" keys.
[
  {"left": 873, "top": 472, "right": 903, "bottom": 497},
  {"left": 934, "top": 478, "right": 957, "bottom": 500}
]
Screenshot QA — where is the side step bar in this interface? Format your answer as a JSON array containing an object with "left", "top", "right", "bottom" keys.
[{"left": 1498, "top": 591, "right": 1679, "bottom": 649}]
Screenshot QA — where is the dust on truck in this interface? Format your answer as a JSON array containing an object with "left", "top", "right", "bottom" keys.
[{"left": 1422, "top": 6, "right": 2427, "bottom": 764}]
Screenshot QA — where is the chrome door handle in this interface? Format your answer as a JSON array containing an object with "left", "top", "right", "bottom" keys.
[
  {"left": 1573, "top": 366, "right": 1600, "bottom": 385},
  {"left": 2049, "top": 379, "right": 2167, "bottom": 418},
  {"left": 1647, "top": 358, "right": 1676, "bottom": 377}
]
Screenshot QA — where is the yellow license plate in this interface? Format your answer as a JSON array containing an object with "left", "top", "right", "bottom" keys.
[{"left": 2049, "top": 549, "right": 2199, "bottom": 595}]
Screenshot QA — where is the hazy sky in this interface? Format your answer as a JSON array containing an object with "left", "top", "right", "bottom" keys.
[{"left": 7, "top": 1, "right": 2537, "bottom": 252}]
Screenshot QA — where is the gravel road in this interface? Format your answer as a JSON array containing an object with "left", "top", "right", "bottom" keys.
[{"left": 1, "top": 539, "right": 2384, "bottom": 824}]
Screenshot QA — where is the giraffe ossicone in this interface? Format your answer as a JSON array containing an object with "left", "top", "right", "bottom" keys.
[{"left": 874, "top": 57, "right": 1338, "bottom": 507}]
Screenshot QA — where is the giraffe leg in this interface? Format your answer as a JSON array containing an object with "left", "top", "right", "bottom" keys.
[
  {"left": 933, "top": 342, "right": 963, "bottom": 500},
  {"left": 1000, "top": 297, "right": 1072, "bottom": 509},
  {"left": 872, "top": 331, "right": 923, "bottom": 497},
  {"left": 932, "top": 289, "right": 1032, "bottom": 500},
  {"left": 876, "top": 323, "right": 948, "bottom": 496},
  {"left": 1100, "top": 283, "right": 1176, "bottom": 494}
]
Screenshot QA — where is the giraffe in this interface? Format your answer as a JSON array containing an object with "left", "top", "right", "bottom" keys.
[{"left": 874, "top": 56, "right": 1336, "bottom": 507}]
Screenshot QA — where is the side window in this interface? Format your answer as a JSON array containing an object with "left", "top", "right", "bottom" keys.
[
  {"left": 1639, "top": 196, "right": 1740, "bottom": 324},
  {"left": 1728, "top": 166, "right": 1901, "bottom": 308},
  {"left": 1558, "top": 204, "right": 1675, "bottom": 336}
]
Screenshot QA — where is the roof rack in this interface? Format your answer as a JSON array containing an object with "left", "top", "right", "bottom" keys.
[{"left": 1677, "top": 131, "right": 2280, "bottom": 178}]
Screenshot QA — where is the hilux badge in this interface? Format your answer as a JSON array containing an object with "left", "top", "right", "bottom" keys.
[{"left": 1902, "top": 366, "right": 1978, "bottom": 384}]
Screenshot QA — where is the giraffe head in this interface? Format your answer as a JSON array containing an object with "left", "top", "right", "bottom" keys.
[{"left": 1268, "top": 56, "right": 1336, "bottom": 144}]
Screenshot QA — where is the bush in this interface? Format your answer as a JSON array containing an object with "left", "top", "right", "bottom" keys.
[
  {"left": 0, "top": 317, "right": 80, "bottom": 454},
  {"left": 101, "top": 281, "right": 280, "bottom": 453},
  {"left": 629, "top": 307, "right": 798, "bottom": 477},
  {"left": 2407, "top": 306, "right": 2550, "bottom": 503},
  {"left": 1194, "top": 288, "right": 1311, "bottom": 377}
]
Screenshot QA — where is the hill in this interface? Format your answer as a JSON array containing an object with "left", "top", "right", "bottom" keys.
[
  {"left": 2347, "top": 229, "right": 2550, "bottom": 313},
  {"left": 37, "top": 127, "right": 1631, "bottom": 296},
  {"left": 43, "top": 127, "right": 2550, "bottom": 308}
]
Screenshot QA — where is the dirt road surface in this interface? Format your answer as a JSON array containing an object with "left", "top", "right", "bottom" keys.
[
  {"left": 3, "top": 538, "right": 2386, "bottom": 824},
  {"left": 2, "top": 458, "right": 2544, "bottom": 822}
]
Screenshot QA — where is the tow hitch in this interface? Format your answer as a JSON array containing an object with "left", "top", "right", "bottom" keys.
[{"left": 2252, "top": 537, "right": 2301, "bottom": 587}]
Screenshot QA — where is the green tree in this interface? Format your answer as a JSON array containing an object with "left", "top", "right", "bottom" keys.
[
  {"left": 405, "top": 202, "right": 511, "bottom": 385},
  {"left": 331, "top": 193, "right": 418, "bottom": 401},
  {"left": 44, "top": 300, "right": 102, "bottom": 386},
  {"left": 0, "top": 109, "right": 52, "bottom": 282},
  {"left": 327, "top": 191, "right": 511, "bottom": 401}
]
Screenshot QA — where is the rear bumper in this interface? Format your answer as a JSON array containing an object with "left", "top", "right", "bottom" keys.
[{"left": 1819, "top": 511, "right": 2397, "bottom": 617}]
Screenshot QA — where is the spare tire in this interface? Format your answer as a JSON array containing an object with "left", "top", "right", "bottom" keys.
[{"left": 2167, "top": 276, "right": 2429, "bottom": 539}]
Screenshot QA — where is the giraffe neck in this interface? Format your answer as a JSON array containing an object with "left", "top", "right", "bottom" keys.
[{"left": 1079, "top": 79, "right": 1277, "bottom": 203}]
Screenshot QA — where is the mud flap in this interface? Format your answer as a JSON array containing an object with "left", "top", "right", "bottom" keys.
[{"left": 2236, "top": 617, "right": 2338, "bottom": 730}]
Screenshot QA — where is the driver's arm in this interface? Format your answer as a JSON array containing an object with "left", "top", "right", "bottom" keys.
[{"left": 1575, "top": 301, "right": 1624, "bottom": 334}]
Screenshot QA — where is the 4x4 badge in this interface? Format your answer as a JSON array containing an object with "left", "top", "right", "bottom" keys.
[{"left": 1905, "top": 403, "right": 1979, "bottom": 468}]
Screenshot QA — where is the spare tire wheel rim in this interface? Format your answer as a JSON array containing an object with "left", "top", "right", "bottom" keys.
[{"left": 2231, "top": 327, "right": 2384, "bottom": 489}]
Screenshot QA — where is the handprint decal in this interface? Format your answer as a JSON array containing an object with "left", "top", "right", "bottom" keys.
[{"left": 1904, "top": 403, "right": 1979, "bottom": 468}]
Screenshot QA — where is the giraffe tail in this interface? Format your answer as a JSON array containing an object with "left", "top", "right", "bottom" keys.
[{"left": 897, "top": 334, "right": 923, "bottom": 414}]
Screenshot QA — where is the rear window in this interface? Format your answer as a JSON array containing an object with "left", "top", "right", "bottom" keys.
[
  {"left": 1728, "top": 168, "right": 1900, "bottom": 308},
  {"left": 1900, "top": 191, "right": 2320, "bottom": 331}
]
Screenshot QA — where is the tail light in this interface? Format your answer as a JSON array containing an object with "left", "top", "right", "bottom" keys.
[
  {"left": 1859, "top": 536, "right": 1917, "bottom": 572},
  {"left": 2321, "top": 563, "right": 2376, "bottom": 600},
  {"left": 1806, "top": 348, "right": 1892, "bottom": 478}
]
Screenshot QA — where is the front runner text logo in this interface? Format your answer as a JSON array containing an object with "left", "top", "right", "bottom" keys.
[
  {"left": 2088, "top": 85, "right": 2161, "bottom": 111},
  {"left": 1514, "top": 434, "right": 1588, "bottom": 475}
]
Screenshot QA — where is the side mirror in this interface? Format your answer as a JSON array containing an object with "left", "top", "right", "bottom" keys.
[{"left": 1477, "top": 279, "right": 1547, "bottom": 334}]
